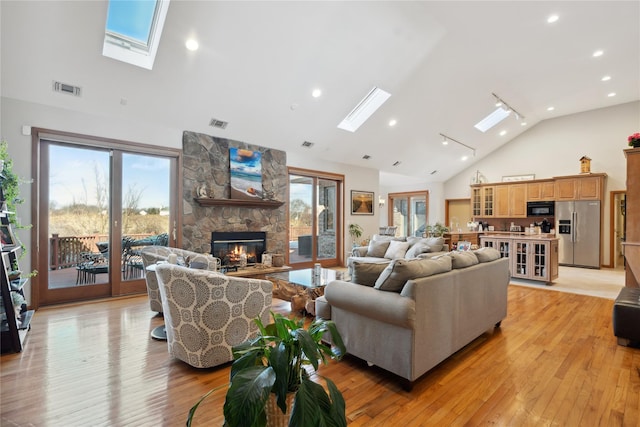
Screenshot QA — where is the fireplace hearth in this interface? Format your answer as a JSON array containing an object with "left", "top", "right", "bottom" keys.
[{"left": 211, "top": 231, "right": 266, "bottom": 270}]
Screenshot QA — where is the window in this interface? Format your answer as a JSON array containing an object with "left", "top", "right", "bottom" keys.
[{"left": 102, "top": 0, "right": 170, "bottom": 70}]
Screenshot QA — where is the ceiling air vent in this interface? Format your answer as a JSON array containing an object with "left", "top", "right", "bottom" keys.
[
  {"left": 362, "top": 154, "right": 371, "bottom": 160},
  {"left": 393, "top": 161, "right": 401, "bottom": 166},
  {"left": 52, "top": 80, "right": 81, "bottom": 97},
  {"left": 301, "top": 141, "right": 314, "bottom": 148},
  {"left": 209, "top": 118, "right": 228, "bottom": 129}
]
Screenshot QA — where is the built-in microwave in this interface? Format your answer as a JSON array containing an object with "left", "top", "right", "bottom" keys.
[{"left": 527, "top": 201, "right": 554, "bottom": 217}]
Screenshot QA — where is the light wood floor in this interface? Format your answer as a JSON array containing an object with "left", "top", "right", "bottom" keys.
[{"left": 2, "top": 285, "right": 639, "bottom": 426}]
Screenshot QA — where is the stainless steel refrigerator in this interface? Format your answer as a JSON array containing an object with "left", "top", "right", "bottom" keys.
[{"left": 555, "top": 200, "right": 600, "bottom": 268}]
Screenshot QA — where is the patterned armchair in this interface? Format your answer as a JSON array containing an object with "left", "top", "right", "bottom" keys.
[
  {"left": 140, "top": 246, "right": 221, "bottom": 313},
  {"left": 154, "top": 263, "right": 273, "bottom": 368}
]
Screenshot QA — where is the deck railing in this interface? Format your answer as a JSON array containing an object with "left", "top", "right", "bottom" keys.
[{"left": 49, "top": 233, "right": 151, "bottom": 270}]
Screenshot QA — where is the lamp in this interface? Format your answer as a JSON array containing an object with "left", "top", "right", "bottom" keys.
[
  {"left": 439, "top": 133, "right": 476, "bottom": 157},
  {"left": 379, "top": 196, "right": 385, "bottom": 208},
  {"left": 492, "top": 92, "right": 525, "bottom": 125}
]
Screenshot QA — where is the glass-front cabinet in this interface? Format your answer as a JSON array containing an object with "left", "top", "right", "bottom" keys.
[
  {"left": 480, "top": 236, "right": 558, "bottom": 283},
  {"left": 471, "top": 185, "right": 494, "bottom": 218}
]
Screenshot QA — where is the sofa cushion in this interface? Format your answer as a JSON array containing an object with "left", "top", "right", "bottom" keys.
[
  {"left": 449, "top": 251, "right": 480, "bottom": 269},
  {"left": 406, "top": 236, "right": 445, "bottom": 253},
  {"left": 473, "top": 247, "right": 501, "bottom": 263},
  {"left": 351, "top": 261, "right": 389, "bottom": 287},
  {"left": 405, "top": 242, "right": 431, "bottom": 258},
  {"left": 367, "top": 239, "right": 391, "bottom": 258},
  {"left": 374, "top": 255, "right": 452, "bottom": 292},
  {"left": 384, "top": 240, "right": 411, "bottom": 260}
]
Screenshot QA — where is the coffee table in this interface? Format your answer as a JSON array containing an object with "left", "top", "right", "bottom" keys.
[{"left": 266, "top": 268, "right": 348, "bottom": 315}]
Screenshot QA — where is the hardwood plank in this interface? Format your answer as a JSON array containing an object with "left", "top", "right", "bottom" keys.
[{"left": 1, "top": 286, "right": 639, "bottom": 426}]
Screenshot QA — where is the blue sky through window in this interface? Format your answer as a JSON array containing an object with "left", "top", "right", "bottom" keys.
[{"left": 106, "top": 0, "right": 157, "bottom": 45}]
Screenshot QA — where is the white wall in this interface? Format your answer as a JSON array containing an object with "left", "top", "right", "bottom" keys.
[{"left": 444, "top": 101, "right": 640, "bottom": 266}]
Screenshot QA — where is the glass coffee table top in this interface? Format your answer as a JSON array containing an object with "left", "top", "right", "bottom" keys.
[{"left": 266, "top": 268, "right": 347, "bottom": 288}]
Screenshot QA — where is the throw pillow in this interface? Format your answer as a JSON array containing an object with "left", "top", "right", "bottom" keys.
[
  {"left": 351, "top": 261, "right": 389, "bottom": 287},
  {"left": 384, "top": 240, "right": 411, "bottom": 260},
  {"left": 449, "top": 251, "right": 479, "bottom": 269},
  {"left": 374, "top": 256, "right": 452, "bottom": 292},
  {"left": 473, "top": 247, "right": 501, "bottom": 263},
  {"left": 424, "top": 237, "right": 445, "bottom": 252},
  {"left": 367, "top": 239, "right": 391, "bottom": 258},
  {"left": 405, "top": 242, "right": 431, "bottom": 259}
]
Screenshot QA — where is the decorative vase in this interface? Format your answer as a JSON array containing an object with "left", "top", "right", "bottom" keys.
[{"left": 265, "top": 393, "right": 295, "bottom": 427}]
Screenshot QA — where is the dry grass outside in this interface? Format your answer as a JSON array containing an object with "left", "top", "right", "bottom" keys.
[{"left": 49, "top": 210, "right": 169, "bottom": 237}]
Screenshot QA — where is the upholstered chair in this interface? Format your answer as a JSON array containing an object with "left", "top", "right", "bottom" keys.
[
  {"left": 140, "top": 246, "right": 221, "bottom": 313},
  {"left": 154, "top": 263, "right": 273, "bottom": 368}
]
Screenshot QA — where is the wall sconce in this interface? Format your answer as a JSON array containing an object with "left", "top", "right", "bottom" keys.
[{"left": 379, "top": 196, "right": 386, "bottom": 208}]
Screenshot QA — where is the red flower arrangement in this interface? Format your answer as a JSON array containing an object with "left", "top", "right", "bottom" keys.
[{"left": 629, "top": 132, "right": 640, "bottom": 147}]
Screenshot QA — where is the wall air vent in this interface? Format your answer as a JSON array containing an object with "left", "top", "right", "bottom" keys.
[
  {"left": 362, "top": 154, "right": 371, "bottom": 160},
  {"left": 301, "top": 141, "right": 314, "bottom": 148},
  {"left": 209, "top": 118, "right": 228, "bottom": 129},
  {"left": 52, "top": 81, "right": 81, "bottom": 97}
]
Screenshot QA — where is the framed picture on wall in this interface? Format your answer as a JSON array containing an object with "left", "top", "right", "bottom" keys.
[{"left": 351, "top": 190, "right": 374, "bottom": 215}]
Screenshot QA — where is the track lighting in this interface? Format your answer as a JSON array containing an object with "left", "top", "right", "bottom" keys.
[
  {"left": 439, "top": 133, "right": 476, "bottom": 157},
  {"left": 476, "top": 93, "right": 526, "bottom": 132}
]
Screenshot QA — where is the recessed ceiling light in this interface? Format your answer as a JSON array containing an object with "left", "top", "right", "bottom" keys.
[
  {"left": 388, "top": 119, "right": 397, "bottom": 127},
  {"left": 185, "top": 39, "right": 199, "bottom": 51},
  {"left": 602, "top": 75, "right": 611, "bottom": 81},
  {"left": 547, "top": 106, "right": 555, "bottom": 111},
  {"left": 461, "top": 156, "right": 469, "bottom": 161},
  {"left": 608, "top": 92, "right": 616, "bottom": 97},
  {"left": 311, "top": 88, "right": 322, "bottom": 98},
  {"left": 547, "top": 14, "right": 559, "bottom": 23},
  {"left": 499, "top": 130, "right": 507, "bottom": 136},
  {"left": 592, "top": 50, "right": 604, "bottom": 58},
  {"left": 521, "top": 121, "right": 527, "bottom": 126}
]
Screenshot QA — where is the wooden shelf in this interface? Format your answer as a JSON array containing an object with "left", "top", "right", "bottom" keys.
[{"left": 194, "top": 198, "right": 284, "bottom": 208}]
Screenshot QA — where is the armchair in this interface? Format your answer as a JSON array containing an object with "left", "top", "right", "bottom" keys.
[
  {"left": 154, "top": 263, "right": 273, "bottom": 368},
  {"left": 140, "top": 246, "right": 220, "bottom": 313}
]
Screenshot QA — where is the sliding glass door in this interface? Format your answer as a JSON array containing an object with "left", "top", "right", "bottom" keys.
[
  {"left": 35, "top": 131, "right": 179, "bottom": 306},
  {"left": 288, "top": 168, "right": 343, "bottom": 268},
  {"left": 389, "top": 191, "right": 429, "bottom": 237}
]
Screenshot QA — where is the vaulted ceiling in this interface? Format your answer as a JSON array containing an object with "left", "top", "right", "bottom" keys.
[{"left": 2, "top": 1, "right": 638, "bottom": 185}]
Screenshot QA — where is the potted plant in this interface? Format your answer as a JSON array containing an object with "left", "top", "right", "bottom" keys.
[
  {"left": 425, "top": 222, "right": 449, "bottom": 237},
  {"left": 348, "top": 223, "right": 363, "bottom": 248},
  {"left": 187, "top": 313, "right": 347, "bottom": 427}
]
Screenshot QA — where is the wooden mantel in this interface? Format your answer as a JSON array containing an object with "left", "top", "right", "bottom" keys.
[{"left": 194, "top": 198, "right": 284, "bottom": 208}]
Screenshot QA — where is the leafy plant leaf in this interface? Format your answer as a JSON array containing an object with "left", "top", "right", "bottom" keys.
[{"left": 223, "top": 366, "right": 275, "bottom": 427}]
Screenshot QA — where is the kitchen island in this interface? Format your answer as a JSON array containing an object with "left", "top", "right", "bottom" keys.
[{"left": 480, "top": 234, "right": 559, "bottom": 284}]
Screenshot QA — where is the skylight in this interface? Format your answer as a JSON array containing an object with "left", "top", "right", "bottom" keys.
[
  {"left": 102, "top": 0, "right": 170, "bottom": 70},
  {"left": 474, "top": 107, "right": 510, "bottom": 132},
  {"left": 338, "top": 87, "right": 391, "bottom": 132}
]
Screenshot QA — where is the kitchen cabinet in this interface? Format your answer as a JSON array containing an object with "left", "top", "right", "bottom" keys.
[
  {"left": 444, "top": 232, "right": 482, "bottom": 248},
  {"left": 527, "top": 180, "right": 555, "bottom": 201},
  {"left": 494, "top": 184, "right": 526, "bottom": 218},
  {"left": 471, "top": 185, "right": 494, "bottom": 217},
  {"left": 480, "top": 235, "right": 558, "bottom": 283},
  {"left": 554, "top": 174, "right": 605, "bottom": 201},
  {"left": 480, "top": 237, "right": 511, "bottom": 259}
]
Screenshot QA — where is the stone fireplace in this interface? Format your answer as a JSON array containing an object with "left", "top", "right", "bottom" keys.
[
  {"left": 181, "top": 131, "right": 287, "bottom": 258},
  {"left": 211, "top": 231, "right": 266, "bottom": 270}
]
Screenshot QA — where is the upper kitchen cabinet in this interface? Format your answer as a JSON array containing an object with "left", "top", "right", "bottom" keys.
[
  {"left": 471, "top": 185, "right": 495, "bottom": 217},
  {"left": 554, "top": 174, "right": 606, "bottom": 201},
  {"left": 495, "top": 183, "right": 526, "bottom": 218},
  {"left": 527, "top": 180, "right": 555, "bottom": 201}
]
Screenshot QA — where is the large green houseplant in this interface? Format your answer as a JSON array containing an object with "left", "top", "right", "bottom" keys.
[{"left": 187, "top": 313, "right": 347, "bottom": 427}]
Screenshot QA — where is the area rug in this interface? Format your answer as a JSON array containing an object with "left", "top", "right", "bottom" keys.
[{"left": 509, "top": 266, "right": 625, "bottom": 300}]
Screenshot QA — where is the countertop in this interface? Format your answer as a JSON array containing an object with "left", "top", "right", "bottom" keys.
[{"left": 480, "top": 233, "right": 559, "bottom": 241}]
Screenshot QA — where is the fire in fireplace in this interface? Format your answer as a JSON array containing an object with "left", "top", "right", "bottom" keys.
[{"left": 211, "top": 231, "right": 266, "bottom": 270}]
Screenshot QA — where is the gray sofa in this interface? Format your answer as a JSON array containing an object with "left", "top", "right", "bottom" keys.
[
  {"left": 347, "top": 234, "right": 449, "bottom": 275},
  {"left": 317, "top": 248, "right": 510, "bottom": 386}
]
